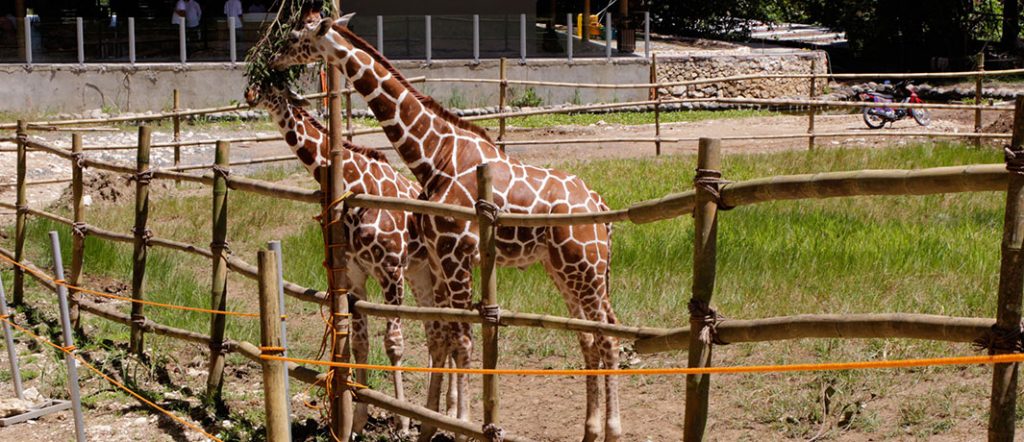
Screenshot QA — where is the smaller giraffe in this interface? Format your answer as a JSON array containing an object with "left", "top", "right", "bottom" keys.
[{"left": 246, "top": 84, "right": 459, "bottom": 433}]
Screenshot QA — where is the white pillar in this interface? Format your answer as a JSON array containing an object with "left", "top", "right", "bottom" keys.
[
  {"left": 128, "top": 17, "right": 136, "bottom": 64},
  {"left": 520, "top": 13, "right": 527, "bottom": 62},
  {"left": 473, "top": 14, "right": 480, "bottom": 63},
  {"left": 377, "top": 15, "right": 384, "bottom": 55},
  {"left": 425, "top": 15, "right": 432, "bottom": 63},
  {"left": 179, "top": 20, "right": 186, "bottom": 64},
  {"left": 76, "top": 17, "right": 85, "bottom": 64},
  {"left": 605, "top": 12, "right": 612, "bottom": 59},
  {"left": 566, "top": 13, "right": 573, "bottom": 62},
  {"left": 644, "top": 11, "right": 650, "bottom": 59},
  {"left": 23, "top": 16, "right": 32, "bottom": 65},
  {"left": 228, "top": 17, "right": 237, "bottom": 64}
]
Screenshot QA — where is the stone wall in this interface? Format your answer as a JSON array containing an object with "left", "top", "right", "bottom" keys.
[{"left": 656, "top": 52, "right": 828, "bottom": 100}]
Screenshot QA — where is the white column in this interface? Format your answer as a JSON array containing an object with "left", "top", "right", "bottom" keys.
[
  {"left": 605, "top": 12, "right": 612, "bottom": 59},
  {"left": 473, "top": 14, "right": 480, "bottom": 63},
  {"left": 179, "top": 20, "right": 186, "bottom": 64},
  {"left": 228, "top": 17, "right": 237, "bottom": 64},
  {"left": 377, "top": 15, "right": 384, "bottom": 54},
  {"left": 23, "top": 16, "right": 32, "bottom": 65},
  {"left": 76, "top": 17, "right": 85, "bottom": 64},
  {"left": 520, "top": 13, "right": 527, "bottom": 62},
  {"left": 566, "top": 13, "right": 573, "bottom": 62},
  {"left": 128, "top": 17, "right": 136, "bottom": 64},
  {"left": 644, "top": 11, "right": 650, "bottom": 59},
  {"left": 425, "top": 15, "right": 432, "bottom": 63}
]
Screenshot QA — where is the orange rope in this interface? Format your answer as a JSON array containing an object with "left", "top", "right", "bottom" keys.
[
  {"left": 0, "top": 253, "right": 258, "bottom": 318},
  {"left": 262, "top": 352, "right": 1024, "bottom": 377},
  {"left": 0, "top": 317, "right": 223, "bottom": 442}
]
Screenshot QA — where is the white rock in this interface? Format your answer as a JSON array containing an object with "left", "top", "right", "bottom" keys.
[{"left": 0, "top": 398, "right": 34, "bottom": 417}]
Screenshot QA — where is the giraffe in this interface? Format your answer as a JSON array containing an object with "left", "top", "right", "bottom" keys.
[
  {"left": 270, "top": 15, "right": 621, "bottom": 442},
  {"left": 245, "top": 83, "right": 458, "bottom": 434}
]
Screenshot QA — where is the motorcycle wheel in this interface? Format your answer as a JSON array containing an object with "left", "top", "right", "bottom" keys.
[
  {"left": 863, "top": 107, "right": 886, "bottom": 129},
  {"left": 911, "top": 108, "right": 931, "bottom": 126}
]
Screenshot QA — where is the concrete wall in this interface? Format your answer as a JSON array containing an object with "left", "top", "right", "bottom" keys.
[
  {"left": 656, "top": 51, "right": 829, "bottom": 99},
  {"left": 0, "top": 50, "right": 827, "bottom": 115}
]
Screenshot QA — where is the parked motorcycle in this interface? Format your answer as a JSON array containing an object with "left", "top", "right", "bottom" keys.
[{"left": 859, "top": 81, "right": 931, "bottom": 129}]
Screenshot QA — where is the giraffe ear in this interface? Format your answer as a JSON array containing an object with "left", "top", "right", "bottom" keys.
[
  {"left": 315, "top": 17, "right": 333, "bottom": 37},
  {"left": 336, "top": 12, "right": 356, "bottom": 28}
]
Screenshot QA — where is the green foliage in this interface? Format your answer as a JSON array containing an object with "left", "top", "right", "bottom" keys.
[
  {"left": 509, "top": 87, "right": 544, "bottom": 108},
  {"left": 244, "top": 1, "right": 336, "bottom": 92}
]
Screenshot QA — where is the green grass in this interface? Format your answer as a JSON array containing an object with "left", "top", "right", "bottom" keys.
[{"left": 478, "top": 108, "right": 776, "bottom": 129}]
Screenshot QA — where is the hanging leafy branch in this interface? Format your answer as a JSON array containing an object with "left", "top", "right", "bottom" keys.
[{"left": 244, "top": 0, "right": 335, "bottom": 91}]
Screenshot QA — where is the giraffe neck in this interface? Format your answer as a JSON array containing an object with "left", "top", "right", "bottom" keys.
[
  {"left": 266, "top": 98, "right": 329, "bottom": 176},
  {"left": 322, "top": 28, "right": 473, "bottom": 185}
]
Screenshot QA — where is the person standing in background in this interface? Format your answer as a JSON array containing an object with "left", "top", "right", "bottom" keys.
[
  {"left": 224, "top": 0, "right": 242, "bottom": 28},
  {"left": 172, "top": 0, "right": 202, "bottom": 28}
]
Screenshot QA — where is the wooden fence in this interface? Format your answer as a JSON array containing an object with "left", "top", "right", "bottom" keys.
[{"left": 2, "top": 91, "right": 1024, "bottom": 440}]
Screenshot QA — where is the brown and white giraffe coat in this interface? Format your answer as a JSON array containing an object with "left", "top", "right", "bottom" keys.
[
  {"left": 245, "top": 84, "right": 450, "bottom": 434},
  {"left": 271, "top": 15, "right": 622, "bottom": 442}
]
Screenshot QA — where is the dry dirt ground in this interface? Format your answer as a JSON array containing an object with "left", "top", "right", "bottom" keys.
[{"left": 0, "top": 109, "right": 1015, "bottom": 441}]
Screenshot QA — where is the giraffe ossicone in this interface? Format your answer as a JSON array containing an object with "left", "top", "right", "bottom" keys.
[{"left": 271, "top": 15, "right": 623, "bottom": 442}]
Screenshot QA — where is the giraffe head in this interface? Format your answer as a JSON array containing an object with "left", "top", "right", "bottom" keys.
[
  {"left": 244, "top": 83, "right": 310, "bottom": 113},
  {"left": 270, "top": 13, "right": 355, "bottom": 70}
]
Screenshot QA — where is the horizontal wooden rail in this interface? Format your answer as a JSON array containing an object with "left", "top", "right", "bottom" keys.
[
  {"left": 502, "top": 131, "right": 1013, "bottom": 147},
  {"left": 167, "top": 155, "right": 295, "bottom": 172},
  {"left": 352, "top": 299, "right": 670, "bottom": 340},
  {"left": 0, "top": 77, "right": 426, "bottom": 131},
  {"left": 633, "top": 313, "right": 994, "bottom": 354}
]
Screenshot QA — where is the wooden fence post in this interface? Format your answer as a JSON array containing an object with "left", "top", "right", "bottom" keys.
[
  {"left": 683, "top": 138, "right": 722, "bottom": 442},
  {"left": 12, "top": 120, "right": 27, "bottom": 306},
  {"left": 206, "top": 140, "right": 230, "bottom": 403},
  {"left": 477, "top": 163, "right": 501, "bottom": 428},
  {"left": 975, "top": 53, "right": 985, "bottom": 149},
  {"left": 327, "top": 1, "right": 354, "bottom": 437},
  {"left": 649, "top": 53, "right": 657, "bottom": 100},
  {"left": 345, "top": 81, "right": 354, "bottom": 142},
  {"left": 129, "top": 126, "right": 152, "bottom": 356},
  {"left": 173, "top": 89, "right": 182, "bottom": 172},
  {"left": 498, "top": 57, "right": 508, "bottom": 153},
  {"left": 654, "top": 98, "right": 662, "bottom": 156},
  {"left": 69, "top": 133, "right": 85, "bottom": 332},
  {"left": 988, "top": 95, "right": 1024, "bottom": 442},
  {"left": 807, "top": 58, "right": 817, "bottom": 150},
  {"left": 257, "top": 249, "right": 290, "bottom": 442}
]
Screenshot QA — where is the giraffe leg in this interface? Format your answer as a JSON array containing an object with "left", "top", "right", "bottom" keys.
[
  {"left": 407, "top": 261, "right": 460, "bottom": 419},
  {"left": 348, "top": 271, "right": 371, "bottom": 434},
  {"left": 418, "top": 320, "right": 449, "bottom": 442},
  {"left": 378, "top": 268, "right": 411, "bottom": 435},
  {"left": 542, "top": 223, "right": 616, "bottom": 442}
]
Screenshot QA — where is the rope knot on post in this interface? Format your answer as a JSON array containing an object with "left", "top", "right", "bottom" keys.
[
  {"left": 973, "top": 322, "right": 1024, "bottom": 355},
  {"left": 131, "top": 227, "right": 153, "bottom": 245},
  {"left": 210, "top": 240, "right": 231, "bottom": 255},
  {"left": 1005, "top": 147, "right": 1024, "bottom": 175},
  {"left": 127, "top": 168, "right": 154, "bottom": 185},
  {"left": 70, "top": 152, "right": 87, "bottom": 169},
  {"left": 71, "top": 222, "right": 88, "bottom": 238},
  {"left": 211, "top": 164, "right": 231, "bottom": 179},
  {"left": 130, "top": 314, "right": 147, "bottom": 328},
  {"left": 688, "top": 299, "right": 728, "bottom": 346},
  {"left": 209, "top": 340, "right": 231, "bottom": 355},
  {"left": 474, "top": 302, "right": 502, "bottom": 324},
  {"left": 482, "top": 423, "right": 506, "bottom": 442},
  {"left": 475, "top": 199, "right": 501, "bottom": 224},
  {"left": 15, "top": 204, "right": 29, "bottom": 216},
  {"left": 693, "top": 168, "right": 734, "bottom": 211}
]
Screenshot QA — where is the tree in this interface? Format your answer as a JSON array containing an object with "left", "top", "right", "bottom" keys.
[{"left": 1003, "top": 0, "right": 1020, "bottom": 49}]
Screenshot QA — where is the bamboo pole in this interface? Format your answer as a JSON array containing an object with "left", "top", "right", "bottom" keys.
[
  {"left": 807, "top": 58, "right": 817, "bottom": 150},
  {"left": 477, "top": 164, "right": 500, "bottom": 427},
  {"left": 683, "top": 138, "right": 721, "bottom": 442},
  {"left": 13, "top": 120, "right": 27, "bottom": 305},
  {"left": 987, "top": 96, "right": 1024, "bottom": 442},
  {"left": 498, "top": 58, "right": 508, "bottom": 152},
  {"left": 649, "top": 53, "right": 657, "bottom": 100},
  {"left": 328, "top": 0, "right": 354, "bottom": 435},
  {"left": 69, "top": 133, "right": 84, "bottom": 332},
  {"left": 975, "top": 53, "right": 985, "bottom": 149},
  {"left": 257, "top": 250, "right": 289, "bottom": 442},
  {"left": 633, "top": 313, "right": 995, "bottom": 354},
  {"left": 654, "top": 96, "right": 662, "bottom": 156},
  {"left": 129, "top": 126, "right": 152, "bottom": 356},
  {"left": 582, "top": 0, "right": 590, "bottom": 42},
  {"left": 206, "top": 140, "right": 230, "bottom": 403},
  {"left": 345, "top": 82, "right": 353, "bottom": 141},
  {"left": 173, "top": 89, "right": 182, "bottom": 173}
]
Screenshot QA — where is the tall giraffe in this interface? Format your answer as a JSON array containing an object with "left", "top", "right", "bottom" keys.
[
  {"left": 245, "top": 83, "right": 451, "bottom": 434},
  {"left": 271, "top": 16, "right": 621, "bottom": 442}
]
